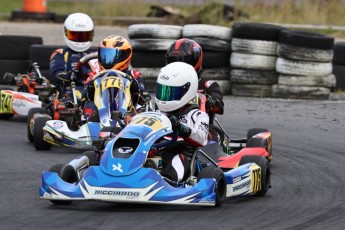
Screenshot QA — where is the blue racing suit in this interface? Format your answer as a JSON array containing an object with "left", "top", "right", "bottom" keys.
[{"left": 50, "top": 47, "right": 91, "bottom": 100}]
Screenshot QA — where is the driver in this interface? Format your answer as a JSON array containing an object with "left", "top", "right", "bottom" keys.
[
  {"left": 155, "top": 62, "right": 209, "bottom": 183},
  {"left": 85, "top": 35, "right": 150, "bottom": 119},
  {"left": 50, "top": 12, "right": 95, "bottom": 98},
  {"left": 165, "top": 38, "right": 224, "bottom": 118}
]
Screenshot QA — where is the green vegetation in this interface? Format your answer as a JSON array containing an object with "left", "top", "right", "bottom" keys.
[
  {"left": 48, "top": 0, "right": 153, "bottom": 17},
  {"left": 1, "top": 0, "right": 344, "bottom": 24},
  {"left": 0, "top": 0, "right": 22, "bottom": 13},
  {"left": 238, "top": 0, "right": 345, "bottom": 26},
  {"left": 2, "top": 0, "right": 345, "bottom": 37}
]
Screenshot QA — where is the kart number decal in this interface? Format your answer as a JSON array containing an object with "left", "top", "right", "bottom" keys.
[
  {"left": 131, "top": 116, "right": 163, "bottom": 130},
  {"left": 101, "top": 76, "right": 124, "bottom": 91},
  {"left": 252, "top": 168, "right": 261, "bottom": 193},
  {"left": 0, "top": 91, "right": 13, "bottom": 113}
]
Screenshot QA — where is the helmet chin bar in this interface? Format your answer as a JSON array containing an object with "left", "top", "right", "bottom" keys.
[{"left": 65, "top": 38, "right": 92, "bottom": 52}]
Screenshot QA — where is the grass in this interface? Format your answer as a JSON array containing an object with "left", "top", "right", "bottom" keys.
[
  {"left": 2, "top": 0, "right": 345, "bottom": 38},
  {"left": 2, "top": 0, "right": 345, "bottom": 24}
]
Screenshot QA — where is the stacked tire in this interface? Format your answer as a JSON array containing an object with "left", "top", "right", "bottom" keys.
[
  {"left": 0, "top": 35, "right": 43, "bottom": 84},
  {"left": 272, "top": 30, "right": 335, "bottom": 99},
  {"left": 331, "top": 42, "right": 345, "bottom": 91},
  {"left": 230, "top": 22, "right": 284, "bottom": 97},
  {"left": 128, "top": 24, "right": 183, "bottom": 92},
  {"left": 182, "top": 24, "right": 232, "bottom": 95}
]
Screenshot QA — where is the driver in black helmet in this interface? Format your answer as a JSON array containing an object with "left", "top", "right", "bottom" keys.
[{"left": 165, "top": 38, "right": 224, "bottom": 118}]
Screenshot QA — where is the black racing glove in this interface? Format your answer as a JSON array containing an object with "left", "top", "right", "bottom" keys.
[
  {"left": 167, "top": 114, "right": 191, "bottom": 139},
  {"left": 167, "top": 114, "right": 180, "bottom": 130}
]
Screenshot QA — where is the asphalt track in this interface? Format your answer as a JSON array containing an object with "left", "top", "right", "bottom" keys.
[{"left": 1, "top": 96, "right": 345, "bottom": 230}]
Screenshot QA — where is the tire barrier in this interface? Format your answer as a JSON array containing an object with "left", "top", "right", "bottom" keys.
[
  {"left": 130, "top": 24, "right": 233, "bottom": 95},
  {"left": 129, "top": 24, "right": 182, "bottom": 69},
  {"left": 0, "top": 35, "right": 43, "bottom": 60},
  {"left": 128, "top": 24, "right": 183, "bottom": 39},
  {"left": 332, "top": 42, "right": 345, "bottom": 90},
  {"left": 273, "top": 29, "right": 335, "bottom": 99},
  {"left": 1, "top": 25, "right": 340, "bottom": 100},
  {"left": 135, "top": 67, "right": 160, "bottom": 92},
  {"left": 0, "top": 35, "right": 43, "bottom": 84},
  {"left": 230, "top": 22, "right": 284, "bottom": 97},
  {"left": 0, "top": 60, "right": 32, "bottom": 84},
  {"left": 182, "top": 24, "right": 232, "bottom": 95}
]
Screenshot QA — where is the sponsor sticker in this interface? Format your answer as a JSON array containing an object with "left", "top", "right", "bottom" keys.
[
  {"left": 94, "top": 190, "right": 140, "bottom": 200},
  {"left": 52, "top": 121, "right": 64, "bottom": 129},
  {"left": 232, "top": 176, "right": 241, "bottom": 183},
  {"left": 118, "top": 147, "right": 133, "bottom": 154},
  {"left": 233, "top": 180, "right": 251, "bottom": 192},
  {"left": 160, "top": 75, "right": 169, "bottom": 80}
]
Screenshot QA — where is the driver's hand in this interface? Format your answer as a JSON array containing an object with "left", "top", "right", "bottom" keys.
[
  {"left": 167, "top": 114, "right": 180, "bottom": 130},
  {"left": 82, "top": 72, "right": 95, "bottom": 85}
]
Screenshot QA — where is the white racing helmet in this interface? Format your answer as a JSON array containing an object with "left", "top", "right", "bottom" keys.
[
  {"left": 64, "top": 13, "right": 94, "bottom": 52},
  {"left": 155, "top": 62, "right": 198, "bottom": 112}
]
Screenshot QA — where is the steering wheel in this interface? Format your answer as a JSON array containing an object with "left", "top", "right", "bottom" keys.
[
  {"left": 152, "top": 129, "right": 179, "bottom": 149},
  {"left": 92, "top": 69, "right": 127, "bottom": 81},
  {"left": 77, "top": 52, "right": 98, "bottom": 69}
]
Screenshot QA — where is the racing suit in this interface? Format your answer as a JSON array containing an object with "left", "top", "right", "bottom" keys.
[
  {"left": 50, "top": 47, "right": 96, "bottom": 120},
  {"left": 50, "top": 47, "right": 91, "bottom": 94},
  {"left": 160, "top": 104, "right": 209, "bottom": 182},
  {"left": 84, "top": 69, "right": 150, "bottom": 120}
]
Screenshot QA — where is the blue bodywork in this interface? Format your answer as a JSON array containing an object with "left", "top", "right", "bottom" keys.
[
  {"left": 40, "top": 112, "right": 219, "bottom": 206},
  {"left": 40, "top": 112, "right": 260, "bottom": 206}
]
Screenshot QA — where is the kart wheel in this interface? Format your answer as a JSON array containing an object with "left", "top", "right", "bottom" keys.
[
  {"left": 239, "top": 155, "right": 270, "bottom": 197},
  {"left": 247, "top": 128, "right": 268, "bottom": 140},
  {"left": 246, "top": 128, "right": 272, "bottom": 162},
  {"left": 83, "top": 151, "right": 99, "bottom": 166},
  {"left": 143, "top": 159, "right": 158, "bottom": 170},
  {"left": 33, "top": 116, "right": 51, "bottom": 150},
  {"left": 27, "top": 108, "right": 48, "bottom": 142},
  {"left": 48, "top": 164, "right": 78, "bottom": 205},
  {"left": 198, "top": 167, "right": 226, "bottom": 207},
  {"left": 246, "top": 138, "right": 267, "bottom": 148}
]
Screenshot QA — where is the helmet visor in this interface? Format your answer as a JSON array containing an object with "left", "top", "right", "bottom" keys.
[
  {"left": 98, "top": 47, "right": 131, "bottom": 69},
  {"left": 156, "top": 82, "right": 190, "bottom": 102},
  {"left": 65, "top": 29, "right": 94, "bottom": 42},
  {"left": 166, "top": 50, "right": 201, "bottom": 68}
]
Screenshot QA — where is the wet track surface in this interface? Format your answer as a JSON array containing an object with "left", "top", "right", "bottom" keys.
[{"left": 1, "top": 96, "right": 345, "bottom": 230}]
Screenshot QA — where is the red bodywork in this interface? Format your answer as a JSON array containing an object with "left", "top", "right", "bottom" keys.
[{"left": 218, "top": 147, "right": 270, "bottom": 169}]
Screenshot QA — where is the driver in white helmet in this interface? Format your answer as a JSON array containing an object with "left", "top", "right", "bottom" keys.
[
  {"left": 50, "top": 12, "right": 95, "bottom": 96},
  {"left": 155, "top": 62, "right": 209, "bottom": 183}
]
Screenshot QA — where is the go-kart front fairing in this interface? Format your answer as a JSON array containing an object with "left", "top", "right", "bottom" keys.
[
  {"left": 42, "top": 120, "right": 102, "bottom": 147},
  {"left": 40, "top": 112, "right": 218, "bottom": 206},
  {"left": 42, "top": 70, "right": 132, "bottom": 148}
]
